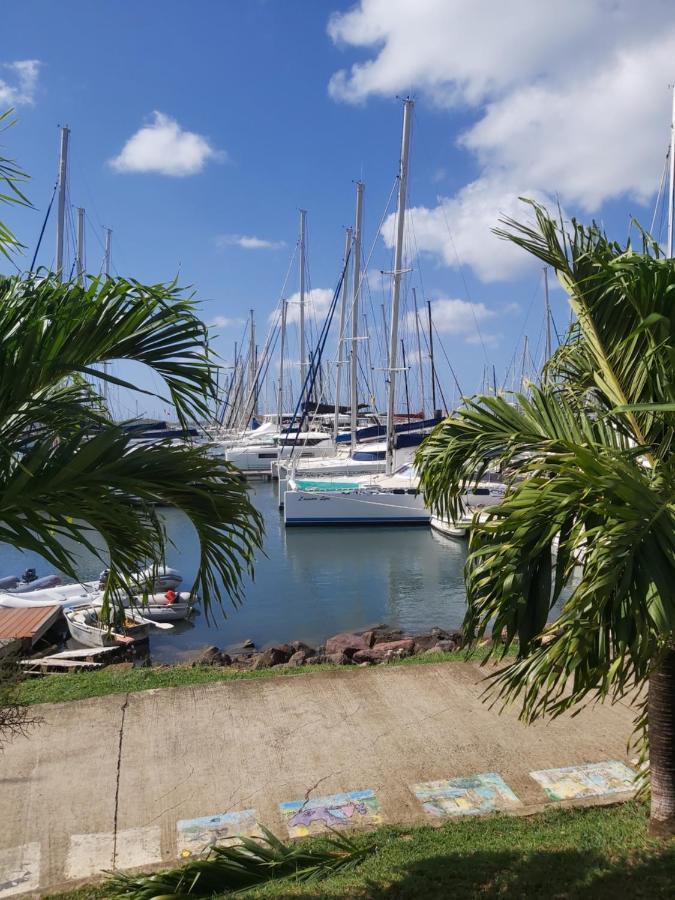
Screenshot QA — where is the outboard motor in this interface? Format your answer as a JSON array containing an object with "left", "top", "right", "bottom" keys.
[
  {"left": 11, "top": 574, "right": 62, "bottom": 593},
  {"left": 22, "top": 568, "right": 37, "bottom": 584}
]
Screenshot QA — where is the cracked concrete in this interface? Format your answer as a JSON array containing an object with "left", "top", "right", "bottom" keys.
[{"left": 0, "top": 661, "right": 637, "bottom": 896}]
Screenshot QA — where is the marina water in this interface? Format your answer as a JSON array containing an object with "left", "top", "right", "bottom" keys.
[{"left": 0, "top": 481, "right": 470, "bottom": 661}]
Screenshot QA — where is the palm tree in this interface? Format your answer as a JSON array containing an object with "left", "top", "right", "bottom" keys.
[
  {"left": 417, "top": 202, "right": 675, "bottom": 837},
  {"left": 0, "top": 114, "right": 262, "bottom": 619}
]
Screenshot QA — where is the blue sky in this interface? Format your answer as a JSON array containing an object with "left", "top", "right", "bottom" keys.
[{"left": 2, "top": 0, "right": 673, "bottom": 418}]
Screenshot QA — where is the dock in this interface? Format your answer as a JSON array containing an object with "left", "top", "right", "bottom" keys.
[{"left": 0, "top": 605, "right": 62, "bottom": 652}]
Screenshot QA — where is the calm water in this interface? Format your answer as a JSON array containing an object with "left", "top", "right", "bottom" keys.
[{"left": 0, "top": 481, "right": 469, "bottom": 662}]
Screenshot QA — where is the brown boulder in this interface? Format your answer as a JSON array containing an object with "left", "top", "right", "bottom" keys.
[
  {"left": 286, "top": 649, "right": 314, "bottom": 667},
  {"left": 373, "top": 639, "right": 415, "bottom": 655},
  {"left": 363, "top": 626, "right": 406, "bottom": 645},
  {"left": 253, "top": 646, "right": 292, "bottom": 669},
  {"left": 195, "top": 646, "right": 224, "bottom": 666},
  {"left": 352, "top": 648, "right": 386, "bottom": 664},
  {"left": 290, "top": 640, "right": 315, "bottom": 656},
  {"left": 325, "top": 632, "right": 369, "bottom": 657}
]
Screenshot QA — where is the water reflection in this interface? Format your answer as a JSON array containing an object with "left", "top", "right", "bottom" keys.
[{"left": 0, "top": 481, "right": 470, "bottom": 662}]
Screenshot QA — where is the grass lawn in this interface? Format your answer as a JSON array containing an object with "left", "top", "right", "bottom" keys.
[
  {"left": 47, "top": 801, "right": 674, "bottom": 899},
  {"left": 16, "top": 650, "right": 483, "bottom": 706}
]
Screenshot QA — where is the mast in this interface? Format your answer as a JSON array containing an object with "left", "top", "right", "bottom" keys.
[
  {"left": 55, "top": 126, "right": 70, "bottom": 281},
  {"left": 401, "top": 339, "right": 411, "bottom": 423},
  {"left": 299, "top": 209, "right": 307, "bottom": 393},
  {"left": 544, "top": 267, "right": 552, "bottom": 364},
  {"left": 669, "top": 84, "right": 675, "bottom": 258},
  {"left": 350, "top": 182, "right": 364, "bottom": 447},
  {"left": 520, "top": 335, "right": 529, "bottom": 391},
  {"left": 412, "top": 287, "right": 425, "bottom": 417},
  {"left": 75, "top": 207, "right": 85, "bottom": 284},
  {"left": 102, "top": 227, "right": 113, "bottom": 405},
  {"left": 334, "top": 228, "right": 352, "bottom": 438},
  {"left": 278, "top": 300, "right": 287, "bottom": 429},
  {"left": 427, "top": 299, "right": 437, "bottom": 414},
  {"left": 385, "top": 98, "right": 414, "bottom": 476},
  {"left": 249, "top": 309, "right": 257, "bottom": 422},
  {"left": 104, "top": 228, "right": 112, "bottom": 278}
]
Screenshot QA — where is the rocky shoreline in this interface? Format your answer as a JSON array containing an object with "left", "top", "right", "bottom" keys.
[{"left": 190, "top": 624, "right": 464, "bottom": 671}]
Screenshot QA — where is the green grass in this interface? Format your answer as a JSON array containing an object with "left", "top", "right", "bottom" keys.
[
  {"left": 16, "top": 650, "right": 482, "bottom": 706},
  {"left": 47, "top": 802, "right": 674, "bottom": 899}
]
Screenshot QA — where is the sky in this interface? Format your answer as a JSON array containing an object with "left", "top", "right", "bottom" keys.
[{"left": 2, "top": 0, "right": 674, "bottom": 419}]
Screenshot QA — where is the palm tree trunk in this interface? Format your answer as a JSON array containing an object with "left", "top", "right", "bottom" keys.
[{"left": 649, "top": 646, "right": 675, "bottom": 837}]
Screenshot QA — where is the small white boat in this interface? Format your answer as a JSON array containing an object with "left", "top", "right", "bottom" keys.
[
  {"left": 91, "top": 590, "right": 194, "bottom": 622},
  {"left": 430, "top": 515, "right": 471, "bottom": 539},
  {"left": 64, "top": 606, "right": 151, "bottom": 647}
]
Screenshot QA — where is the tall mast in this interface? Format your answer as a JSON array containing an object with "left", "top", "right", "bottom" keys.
[
  {"left": 401, "top": 339, "right": 411, "bottom": 423},
  {"left": 249, "top": 309, "right": 257, "bottom": 422},
  {"left": 104, "top": 228, "right": 112, "bottom": 278},
  {"left": 102, "top": 227, "right": 113, "bottom": 405},
  {"left": 55, "top": 126, "right": 70, "bottom": 281},
  {"left": 278, "top": 300, "right": 287, "bottom": 429},
  {"left": 75, "top": 207, "right": 85, "bottom": 284},
  {"left": 412, "top": 287, "right": 425, "bottom": 417},
  {"left": 386, "top": 98, "right": 414, "bottom": 476},
  {"left": 299, "top": 209, "right": 307, "bottom": 393},
  {"left": 544, "top": 266, "right": 552, "bottom": 369},
  {"left": 427, "top": 299, "right": 437, "bottom": 414},
  {"left": 351, "top": 181, "right": 364, "bottom": 446},
  {"left": 334, "top": 227, "right": 352, "bottom": 438},
  {"left": 669, "top": 84, "right": 675, "bottom": 258}
]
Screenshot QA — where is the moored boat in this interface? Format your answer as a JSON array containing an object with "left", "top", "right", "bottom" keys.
[{"left": 63, "top": 606, "right": 151, "bottom": 647}]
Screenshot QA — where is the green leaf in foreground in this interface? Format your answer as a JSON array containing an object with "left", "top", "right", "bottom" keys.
[{"left": 103, "top": 826, "right": 374, "bottom": 898}]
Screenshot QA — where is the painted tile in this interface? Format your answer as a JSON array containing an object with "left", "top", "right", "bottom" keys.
[
  {"left": 412, "top": 772, "right": 522, "bottom": 818},
  {"left": 177, "top": 809, "right": 261, "bottom": 858},
  {"left": 280, "top": 789, "right": 383, "bottom": 838},
  {"left": 0, "top": 843, "right": 40, "bottom": 897},
  {"left": 65, "top": 826, "right": 161, "bottom": 879},
  {"left": 530, "top": 760, "right": 636, "bottom": 801}
]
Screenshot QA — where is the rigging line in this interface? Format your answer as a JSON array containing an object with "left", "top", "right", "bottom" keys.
[
  {"left": 437, "top": 202, "right": 490, "bottom": 363},
  {"left": 342, "top": 174, "right": 399, "bottom": 342},
  {"left": 29, "top": 181, "right": 58, "bottom": 272},
  {"left": 428, "top": 319, "right": 456, "bottom": 408},
  {"left": 649, "top": 145, "right": 670, "bottom": 238},
  {"left": 502, "top": 271, "right": 543, "bottom": 388}
]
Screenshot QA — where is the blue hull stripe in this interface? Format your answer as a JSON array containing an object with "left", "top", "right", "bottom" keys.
[{"left": 285, "top": 517, "right": 430, "bottom": 526}]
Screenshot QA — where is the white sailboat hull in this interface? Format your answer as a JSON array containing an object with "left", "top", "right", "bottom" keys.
[{"left": 284, "top": 487, "right": 429, "bottom": 526}]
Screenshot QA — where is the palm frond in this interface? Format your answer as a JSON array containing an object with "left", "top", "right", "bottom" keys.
[{"left": 104, "top": 826, "right": 374, "bottom": 898}]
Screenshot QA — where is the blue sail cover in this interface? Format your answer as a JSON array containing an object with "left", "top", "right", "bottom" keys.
[{"left": 335, "top": 415, "right": 441, "bottom": 444}]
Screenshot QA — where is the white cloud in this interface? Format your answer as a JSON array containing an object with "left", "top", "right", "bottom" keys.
[
  {"left": 216, "top": 234, "right": 286, "bottom": 250},
  {"left": 269, "top": 288, "right": 334, "bottom": 325},
  {"left": 406, "top": 297, "right": 495, "bottom": 347},
  {"left": 0, "top": 60, "right": 40, "bottom": 106},
  {"left": 208, "top": 315, "right": 245, "bottom": 329},
  {"left": 328, "top": 1, "right": 675, "bottom": 280},
  {"left": 383, "top": 180, "right": 555, "bottom": 283},
  {"left": 110, "top": 111, "right": 223, "bottom": 176}
]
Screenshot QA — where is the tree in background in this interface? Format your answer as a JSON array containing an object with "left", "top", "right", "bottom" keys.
[{"left": 417, "top": 202, "right": 675, "bottom": 836}]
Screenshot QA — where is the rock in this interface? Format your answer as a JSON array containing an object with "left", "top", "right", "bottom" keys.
[
  {"left": 286, "top": 649, "right": 314, "bottom": 667},
  {"left": 384, "top": 647, "right": 410, "bottom": 662},
  {"left": 325, "top": 632, "right": 369, "bottom": 657},
  {"left": 424, "top": 640, "right": 458, "bottom": 655},
  {"left": 253, "top": 646, "right": 292, "bottom": 669},
  {"left": 373, "top": 639, "right": 415, "bottom": 656},
  {"left": 364, "top": 626, "right": 406, "bottom": 645},
  {"left": 352, "top": 648, "right": 386, "bottom": 664},
  {"left": 195, "top": 646, "right": 224, "bottom": 666},
  {"left": 220, "top": 652, "right": 232, "bottom": 666},
  {"left": 243, "top": 639, "right": 255, "bottom": 649},
  {"left": 411, "top": 633, "right": 440, "bottom": 653},
  {"left": 290, "top": 640, "right": 315, "bottom": 656},
  {"left": 319, "top": 651, "right": 351, "bottom": 666}
]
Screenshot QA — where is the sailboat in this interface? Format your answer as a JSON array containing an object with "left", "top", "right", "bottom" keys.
[{"left": 284, "top": 99, "right": 435, "bottom": 526}]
